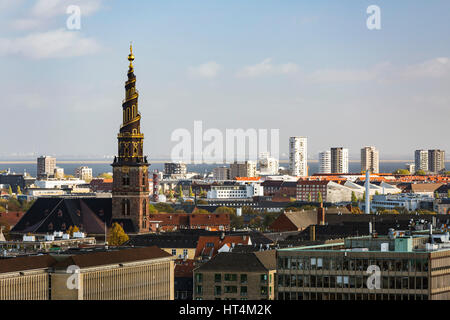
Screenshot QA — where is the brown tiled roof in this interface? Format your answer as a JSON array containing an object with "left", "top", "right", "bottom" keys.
[
  {"left": 0, "top": 211, "right": 25, "bottom": 227},
  {"left": 411, "top": 183, "right": 443, "bottom": 193},
  {"left": 54, "top": 246, "right": 172, "bottom": 269},
  {"left": 0, "top": 254, "right": 57, "bottom": 274},
  {"left": 254, "top": 250, "right": 276, "bottom": 270}
]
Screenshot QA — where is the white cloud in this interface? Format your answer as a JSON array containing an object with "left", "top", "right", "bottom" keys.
[
  {"left": 309, "top": 62, "right": 391, "bottom": 83},
  {"left": 9, "top": 0, "right": 104, "bottom": 30},
  {"left": 0, "top": 29, "right": 101, "bottom": 59},
  {"left": 188, "top": 61, "right": 222, "bottom": 78},
  {"left": 402, "top": 57, "right": 450, "bottom": 79},
  {"left": 237, "top": 58, "right": 299, "bottom": 77}
]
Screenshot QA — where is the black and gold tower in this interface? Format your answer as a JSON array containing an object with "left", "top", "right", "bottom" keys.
[{"left": 111, "top": 44, "right": 150, "bottom": 233}]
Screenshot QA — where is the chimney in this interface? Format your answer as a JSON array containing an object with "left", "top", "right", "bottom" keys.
[
  {"left": 317, "top": 202, "right": 325, "bottom": 225},
  {"left": 310, "top": 225, "right": 316, "bottom": 241}
]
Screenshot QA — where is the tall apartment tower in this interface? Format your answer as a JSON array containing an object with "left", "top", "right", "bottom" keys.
[
  {"left": 318, "top": 151, "right": 331, "bottom": 174},
  {"left": 164, "top": 162, "right": 187, "bottom": 176},
  {"left": 330, "top": 147, "right": 349, "bottom": 174},
  {"left": 37, "top": 156, "right": 56, "bottom": 179},
  {"left": 111, "top": 45, "right": 150, "bottom": 233},
  {"left": 289, "top": 137, "right": 307, "bottom": 177},
  {"left": 428, "top": 149, "right": 445, "bottom": 173},
  {"left": 258, "top": 152, "right": 279, "bottom": 175},
  {"left": 414, "top": 150, "right": 429, "bottom": 173},
  {"left": 361, "top": 146, "right": 379, "bottom": 173}
]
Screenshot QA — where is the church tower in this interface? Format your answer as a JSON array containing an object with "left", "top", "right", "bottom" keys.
[{"left": 111, "top": 44, "right": 150, "bottom": 233}]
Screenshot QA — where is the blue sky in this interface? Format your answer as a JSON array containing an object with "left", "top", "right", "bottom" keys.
[{"left": 0, "top": 0, "right": 449, "bottom": 160}]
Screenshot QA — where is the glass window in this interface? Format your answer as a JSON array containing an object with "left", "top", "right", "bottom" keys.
[
  {"left": 195, "top": 273, "right": 203, "bottom": 283},
  {"left": 196, "top": 285, "right": 203, "bottom": 295},
  {"left": 225, "top": 274, "right": 237, "bottom": 281},
  {"left": 224, "top": 286, "right": 237, "bottom": 293},
  {"left": 240, "top": 286, "right": 247, "bottom": 296},
  {"left": 261, "top": 274, "right": 268, "bottom": 283},
  {"left": 261, "top": 286, "right": 268, "bottom": 295},
  {"left": 240, "top": 274, "right": 247, "bottom": 284},
  {"left": 215, "top": 274, "right": 221, "bottom": 283},
  {"left": 214, "top": 286, "right": 221, "bottom": 295}
]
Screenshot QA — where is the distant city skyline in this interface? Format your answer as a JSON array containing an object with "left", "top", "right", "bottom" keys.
[{"left": 1, "top": 1, "right": 449, "bottom": 159}]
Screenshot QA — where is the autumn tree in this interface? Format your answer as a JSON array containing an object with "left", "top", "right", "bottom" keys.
[
  {"left": 8, "top": 186, "right": 12, "bottom": 195},
  {"left": 107, "top": 222, "right": 129, "bottom": 246},
  {"left": 66, "top": 225, "right": 80, "bottom": 236},
  {"left": 317, "top": 191, "right": 323, "bottom": 203},
  {"left": 214, "top": 206, "right": 236, "bottom": 215},
  {"left": 16, "top": 186, "right": 22, "bottom": 195}
]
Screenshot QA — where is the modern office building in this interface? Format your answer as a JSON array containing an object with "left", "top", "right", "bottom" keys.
[
  {"left": 289, "top": 137, "right": 307, "bottom": 177},
  {"left": 428, "top": 150, "right": 445, "bottom": 173},
  {"left": 415, "top": 150, "right": 429, "bottom": 173},
  {"left": 331, "top": 147, "right": 349, "bottom": 174},
  {"left": 193, "top": 251, "right": 276, "bottom": 300},
  {"left": 213, "top": 166, "right": 230, "bottom": 180},
  {"left": 164, "top": 162, "right": 187, "bottom": 176},
  {"left": 318, "top": 151, "right": 331, "bottom": 174},
  {"left": 75, "top": 166, "right": 93, "bottom": 181},
  {"left": 37, "top": 156, "right": 56, "bottom": 179},
  {"left": 276, "top": 233, "right": 450, "bottom": 300},
  {"left": 361, "top": 146, "right": 379, "bottom": 173},
  {"left": 230, "top": 161, "right": 257, "bottom": 179}
]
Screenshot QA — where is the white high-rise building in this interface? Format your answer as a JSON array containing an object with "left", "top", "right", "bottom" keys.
[
  {"left": 414, "top": 150, "right": 428, "bottom": 173},
  {"left": 289, "top": 137, "right": 308, "bottom": 177},
  {"left": 331, "top": 147, "right": 349, "bottom": 174},
  {"left": 258, "top": 152, "right": 279, "bottom": 175},
  {"left": 318, "top": 151, "right": 331, "bottom": 174},
  {"left": 76, "top": 166, "right": 93, "bottom": 181},
  {"left": 361, "top": 146, "right": 379, "bottom": 173}
]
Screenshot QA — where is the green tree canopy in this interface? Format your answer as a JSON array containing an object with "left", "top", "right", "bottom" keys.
[
  {"left": 317, "top": 191, "right": 323, "bottom": 203},
  {"left": 148, "top": 203, "right": 158, "bottom": 213},
  {"left": 214, "top": 206, "right": 236, "bottom": 215},
  {"left": 393, "top": 169, "right": 410, "bottom": 175},
  {"left": 8, "top": 186, "right": 12, "bottom": 195},
  {"left": 97, "top": 173, "right": 113, "bottom": 179},
  {"left": 154, "top": 202, "right": 174, "bottom": 213},
  {"left": 351, "top": 191, "right": 358, "bottom": 203},
  {"left": 415, "top": 169, "right": 426, "bottom": 176}
]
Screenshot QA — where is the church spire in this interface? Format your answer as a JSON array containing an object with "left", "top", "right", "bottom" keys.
[{"left": 128, "top": 42, "right": 134, "bottom": 71}]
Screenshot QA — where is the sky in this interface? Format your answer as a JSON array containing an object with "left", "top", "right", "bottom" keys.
[{"left": 0, "top": 0, "right": 449, "bottom": 161}]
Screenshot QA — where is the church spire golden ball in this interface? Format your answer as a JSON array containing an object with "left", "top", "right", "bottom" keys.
[{"left": 128, "top": 42, "right": 135, "bottom": 69}]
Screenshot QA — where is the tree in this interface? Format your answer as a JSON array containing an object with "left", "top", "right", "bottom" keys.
[
  {"left": 189, "top": 186, "right": 194, "bottom": 197},
  {"left": 448, "top": 190, "right": 450, "bottom": 198},
  {"left": 178, "top": 185, "right": 183, "bottom": 197},
  {"left": 107, "top": 222, "right": 129, "bottom": 246},
  {"left": 148, "top": 203, "right": 158, "bottom": 213},
  {"left": 8, "top": 186, "right": 12, "bottom": 195},
  {"left": 97, "top": 173, "right": 113, "bottom": 179},
  {"left": 154, "top": 202, "right": 174, "bottom": 213},
  {"left": 16, "top": 186, "right": 22, "bottom": 195},
  {"left": 415, "top": 169, "right": 426, "bottom": 176},
  {"left": 351, "top": 191, "right": 358, "bottom": 204},
  {"left": 317, "top": 191, "right": 323, "bottom": 203},
  {"left": 214, "top": 206, "right": 236, "bottom": 215},
  {"left": 230, "top": 214, "right": 244, "bottom": 229},
  {"left": 393, "top": 169, "right": 410, "bottom": 175},
  {"left": 375, "top": 191, "right": 379, "bottom": 195},
  {"left": 308, "top": 193, "right": 311, "bottom": 202},
  {"left": 192, "top": 207, "right": 210, "bottom": 214},
  {"left": 64, "top": 174, "right": 74, "bottom": 179},
  {"left": 158, "top": 188, "right": 164, "bottom": 195},
  {"left": 66, "top": 225, "right": 80, "bottom": 236}
]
